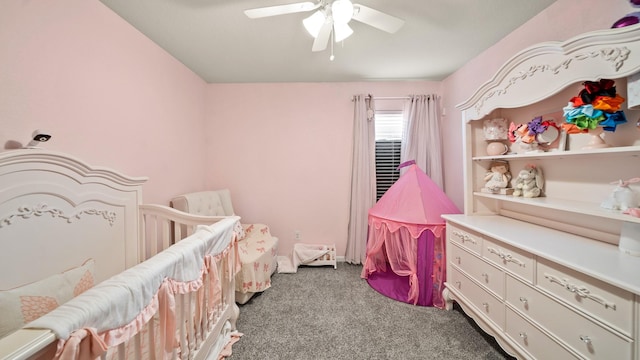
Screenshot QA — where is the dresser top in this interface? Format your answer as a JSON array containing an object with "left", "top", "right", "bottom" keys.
[{"left": 442, "top": 214, "right": 640, "bottom": 295}]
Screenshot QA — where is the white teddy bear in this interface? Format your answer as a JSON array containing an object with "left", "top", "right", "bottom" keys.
[{"left": 513, "top": 164, "right": 544, "bottom": 198}]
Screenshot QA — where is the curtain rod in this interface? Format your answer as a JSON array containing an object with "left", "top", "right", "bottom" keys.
[
  {"left": 370, "top": 96, "right": 411, "bottom": 100},
  {"left": 352, "top": 95, "right": 438, "bottom": 101},
  {"left": 351, "top": 95, "right": 411, "bottom": 101}
]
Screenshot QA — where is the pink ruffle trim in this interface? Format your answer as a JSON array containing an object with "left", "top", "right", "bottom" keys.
[{"left": 55, "top": 240, "right": 237, "bottom": 360}]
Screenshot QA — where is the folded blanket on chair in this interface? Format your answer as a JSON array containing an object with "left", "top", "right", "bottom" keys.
[{"left": 277, "top": 244, "right": 330, "bottom": 273}]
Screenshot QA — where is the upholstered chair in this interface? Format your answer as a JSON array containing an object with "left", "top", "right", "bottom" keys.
[{"left": 171, "top": 189, "right": 278, "bottom": 304}]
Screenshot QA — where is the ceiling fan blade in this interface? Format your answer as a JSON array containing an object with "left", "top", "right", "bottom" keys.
[
  {"left": 352, "top": 4, "right": 404, "bottom": 33},
  {"left": 312, "top": 20, "right": 332, "bottom": 52},
  {"left": 244, "top": 2, "right": 319, "bottom": 19}
]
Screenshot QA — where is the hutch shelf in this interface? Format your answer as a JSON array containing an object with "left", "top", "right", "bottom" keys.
[{"left": 443, "top": 24, "right": 640, "bottom": 360}]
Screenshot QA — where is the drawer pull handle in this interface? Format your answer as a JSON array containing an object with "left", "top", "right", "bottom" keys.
[
  {"left": 453, "top": 230, "right": 477, "bottom": 245},
  {"left": 543, "top": 273, "right": 617, "bottom": 310},
  {"left": 519, "top": 332, "right": 527, "bottom": 340},
  {"left": 461, "top": 235, "right": 476, "bottom": 244},
  {"left": 579, "top": 335, "right": 592, "bottom": 344},
  {"left": 455, "top": 281, "right": 461, "bottom": 289},
  {"left": 482, "top": 302, "right": 489, "bottom": 311},
  {"left": 455, "top": 256, "right": 461, "bottom": 264},
  {"left": 481, "top": 273, "right": 488, "bottom": 281},
  {"left": 519, "top": 297, "right": 528, "bottom": 304},
  {"left": 486, "top": 247, "right": 525, "bottom": 267}
]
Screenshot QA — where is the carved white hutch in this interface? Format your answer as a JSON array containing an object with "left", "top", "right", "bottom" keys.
[{"left": 443, "top": 25, "right": 640, "bottom": 359}]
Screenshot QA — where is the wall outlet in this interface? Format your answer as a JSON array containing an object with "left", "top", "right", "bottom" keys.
[{"left": 294, "top": 230, "right": 301, "bottom": 241}]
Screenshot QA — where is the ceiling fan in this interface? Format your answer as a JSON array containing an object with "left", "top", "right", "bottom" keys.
[{"left": 244, "top": 1, "right": 404, "bottom": 54}]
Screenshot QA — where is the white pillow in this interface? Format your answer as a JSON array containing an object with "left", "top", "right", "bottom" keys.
[{"left": 0, "top": 259, "right": 95, "bottom": 338}]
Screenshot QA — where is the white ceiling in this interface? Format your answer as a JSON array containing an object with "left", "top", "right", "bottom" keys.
[{"left": 98, "top": 0, "right": 557, "bottom": 83}]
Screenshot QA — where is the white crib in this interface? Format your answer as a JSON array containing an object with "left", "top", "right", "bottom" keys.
[{"left": 0, "top": 150, "right": 240, "bottom": 360}]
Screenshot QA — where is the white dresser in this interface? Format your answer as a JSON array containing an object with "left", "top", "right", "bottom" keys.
[{"left": 443, "top": 25, "right": 640, "bottom": 360}]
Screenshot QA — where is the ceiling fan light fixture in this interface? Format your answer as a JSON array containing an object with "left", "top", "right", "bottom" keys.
[
  {"left": 334, "top": 22, "right": 353, "bottom": 42},
  {"left": 246, "top": 1, "right": 404, "bottom": 58},
  {"left": 303, "top": 10, "right": 326, "bottom": 38},
  {"left": 331, "top": 0, "right": 354, "bottom": 24}
]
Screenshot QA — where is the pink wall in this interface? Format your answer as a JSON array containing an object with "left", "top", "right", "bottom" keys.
[
  {"left": 205, "top": 82, "right": 440, "bottom": 257},
  {"left": 0, "top": 0, "right": 208, "bottom": 204},
  {"left": 3, "top": 0, "right": 636, "bottom": 259},
  {"left": 441, "top": 0, "right": 636, "bottom": 209}
]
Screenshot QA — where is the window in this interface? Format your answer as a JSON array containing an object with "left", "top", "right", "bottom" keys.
[{"left": 375, "top": 111, "right": 403, "bottom": 201}]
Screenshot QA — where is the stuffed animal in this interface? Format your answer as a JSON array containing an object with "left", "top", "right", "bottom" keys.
[
  {"left": 483, "top": 160, "right": 511, "bottom": 193},
  {"left": 601, "top": 178, "right": 640, "bottom": 211},
  {"left": 513, "top": 164, "right": 544, "bottom": 198}
]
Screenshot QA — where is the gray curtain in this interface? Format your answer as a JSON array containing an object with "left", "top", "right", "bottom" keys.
[
  {"left": 345, "top": 94, "right": 376, "bottom": 264},
  {"left": 401, "top": 94, "right": 444, "bottom": 189}
]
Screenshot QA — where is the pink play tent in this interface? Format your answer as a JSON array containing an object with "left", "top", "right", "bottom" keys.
[{"left": 361, "top": 162, "right": 460, "bottom": 308}]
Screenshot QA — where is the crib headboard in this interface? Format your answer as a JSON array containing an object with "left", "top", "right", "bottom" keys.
[{"left": 0, "top": 150, "right": 147, "bottom": 289}]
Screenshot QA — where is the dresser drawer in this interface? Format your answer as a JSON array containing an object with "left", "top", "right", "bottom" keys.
[
  {"left": 449, "top": 267, "right": 505, "bottom": 329},
  {"left": 482, "top": 237, "right": 534, "bottom": 283},
  {"left": 447, "top": 223, "right": 483, "bottom": 255},
  {"left": 506, "top": 275, "right": 632, "bottom": 360},
  {"left": 449, "top": 243, "right": 504, "bottom": 298},
  {"left": 536, "top": 258, "right": 634, "bottom": 337},
  {"left": 505, "top": 307, "right": 579, "bottom": 360}
]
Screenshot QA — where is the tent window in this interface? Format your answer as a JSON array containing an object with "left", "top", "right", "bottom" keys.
[{"left": 375, "top": 111, "right": 403, "bottom": 201}]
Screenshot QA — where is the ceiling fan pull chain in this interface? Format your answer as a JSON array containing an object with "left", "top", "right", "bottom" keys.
[{"left": 330, "top": 30, "right": 335, "bottom": 61}]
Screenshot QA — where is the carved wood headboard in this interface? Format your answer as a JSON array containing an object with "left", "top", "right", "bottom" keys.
[{"left": 0, "top": 150, "right": 147, "bottom": 289}]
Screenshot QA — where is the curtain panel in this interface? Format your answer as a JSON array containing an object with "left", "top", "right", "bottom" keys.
[
  {"left": 401, "top": 94, "right": 444, "bottom": 189},
  {"left": 345, "top": 94, "right": 376, "bottom": 264}
]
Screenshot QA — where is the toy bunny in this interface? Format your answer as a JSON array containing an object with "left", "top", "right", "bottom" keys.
[
  {"left": 600, "top": 178, "right": 640, "bottom": 211},
  {"left": 513, "top": 164, "right": 544, "bottom": 198}
]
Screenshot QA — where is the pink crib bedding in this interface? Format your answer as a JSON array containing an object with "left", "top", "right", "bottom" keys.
[{"left": 27, "top": 217, "right": 240, "bottom": 360}]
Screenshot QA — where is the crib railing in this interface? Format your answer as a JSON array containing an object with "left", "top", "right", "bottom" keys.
[
  {"left": 115, "top": 206, "right": 240, "bottom": 360},
  {"left": 174, "top": 251, "right": 238, "bottom": 360},
  {"left": 100, "top": 235, "right": 239, "bottom": 360},
  {"left": 0, "top": 205, "right": 239, "bottom": 360},
  {"left": 138, "top": 204, "right": 231, "bottom": 259}
]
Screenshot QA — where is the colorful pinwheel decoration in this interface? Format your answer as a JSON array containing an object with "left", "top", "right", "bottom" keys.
[{"left": 562, "top": 79, "right": 627, "bottom": 134}]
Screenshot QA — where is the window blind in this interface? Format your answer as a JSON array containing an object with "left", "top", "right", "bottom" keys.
[
  {"left": 375, "top": 113, "right": 403, "bottom": 141},
  {"left": 375, "top": 140, "right": 401, "bottom": 200},
  {"left": 374, "top": 111, "right": 403, "bottom": 201}
]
